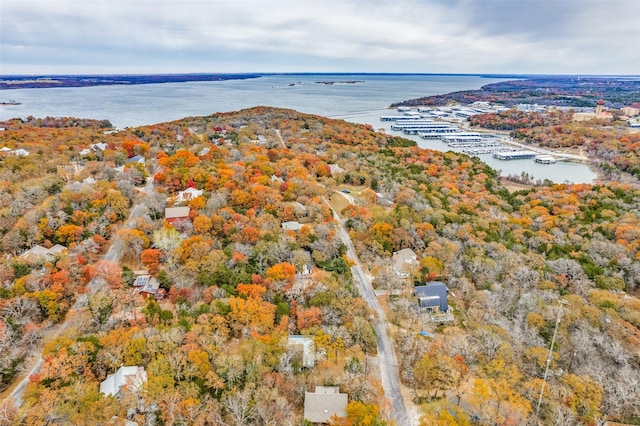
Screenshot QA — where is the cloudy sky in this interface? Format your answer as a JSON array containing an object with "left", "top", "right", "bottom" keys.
[{"left": 1, "top": 0, "right": 638, "bottom": 75}]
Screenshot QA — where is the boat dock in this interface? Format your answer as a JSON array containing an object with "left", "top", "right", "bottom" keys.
[
  {"left": 493, "top": 151, "right": 538, "bottom": 160},
  {"left": 534, "top": 155, "right": 557, "bottom": 164}
]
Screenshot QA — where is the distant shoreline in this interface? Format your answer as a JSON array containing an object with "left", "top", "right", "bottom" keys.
[{"left": 0, "top": 73, "right": 261, "bottom": 90}]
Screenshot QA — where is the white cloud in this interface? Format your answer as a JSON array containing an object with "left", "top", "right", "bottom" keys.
[{"left": 1, "top": 0, "right": 639, "bottom": 74}]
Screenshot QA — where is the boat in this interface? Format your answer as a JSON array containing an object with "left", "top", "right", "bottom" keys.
[{"left": 0, "top": 100, "right": 21, "bottom": 106}]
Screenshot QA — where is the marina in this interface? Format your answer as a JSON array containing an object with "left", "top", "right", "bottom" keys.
[
  {"left": 376, "top": 106, "right": 592, "bottom": 178},
  {"left": 0, "top": 74, "right": 597, "bottom": 184},
  {"left": 492, "top": 151, "right": 538, "bottom": 160}
]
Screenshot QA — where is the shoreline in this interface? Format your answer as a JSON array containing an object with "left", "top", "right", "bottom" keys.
[{"left": 0, "top": 73, "right": 261, "bottom": 90}]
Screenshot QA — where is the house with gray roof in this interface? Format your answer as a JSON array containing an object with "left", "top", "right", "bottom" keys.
[
  {"left": 304, "top": 386, "right": 348, "bottom": 424},
  {"left": 414, "top": 281, "right": 449, "bottom": 313}
]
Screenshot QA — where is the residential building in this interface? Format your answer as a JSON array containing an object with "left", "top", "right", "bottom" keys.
[
  {"left": 621, "top": 106, "right": 640, "bottom": 117},
  {"left": 295, "top": 251, "right": 313, "bottom": 276},
  {"left": 125, "top": 155, "right": 145, "bottom": 164},
  {"left": 91, "top": 142, "right": 108, "bottom": 152},
  {"left": 175, "top": 187, "right": 203, "bottom": 203},
  {"left": 304, "top": 386, "right": 348, "bottom": 424},
  {"left": 328, "top": 164, "right": 344, "bottom": 175},
  {"left": 165, "top": 207, "right": 190, "bottom": 225},
  {"left": 100, "top": 366, "right": 147, "bottom": 397},
  {"left": 287, "top": 335, "right": 315, "bottom": 368},
  {"left": 20, "top": 244, "right": 67, "bottom": 261},
  {"left": 392, "top": 248, "right": 419, "bottom": 278},
  {"left": 282, "top": 221, "right": 303, "bottom": 232},
  {"left": 133, "top": 274, "right": 163, "bottom": 299},
  {"left": 414, "top": 281, "right": 449, "bottom": 313}
]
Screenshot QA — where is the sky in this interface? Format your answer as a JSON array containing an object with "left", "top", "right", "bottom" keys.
[{"left": 1, "top": 0, "right": 639, "bottom": 75}]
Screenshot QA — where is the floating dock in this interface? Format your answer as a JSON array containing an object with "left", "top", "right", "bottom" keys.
[
  {"left": 493, "top": 151, "right": 538, "bottom": 160},
  {"left": 534, "top": 155, "right": 557, "bottom": 164}
]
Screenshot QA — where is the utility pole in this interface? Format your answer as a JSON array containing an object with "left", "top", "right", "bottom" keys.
[{"left": 535, "top": 300, "right": 567, "bottom": 421}]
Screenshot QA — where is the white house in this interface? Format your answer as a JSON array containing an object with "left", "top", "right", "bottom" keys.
[
  {"left": 100, "top": 366, "right": 147, "bottom": 397},
  {"left": 328, "top": 164, "right": 345, "bottom": 175},
  {"left": 176, "top": 187, "right": 203, "bottom": 203},
  {"left": 287, "top": 335, "right": 316, "bottom": 368},
  {"left": 282, "top": 221, "right": 303, "bottom": 232},
  {"left": 91, "top": 142, "right": 108, "bottom": 152},
  {"left": 392, "top": 248, "right": 419, "bottom": 278},
  {"left": 20, "top": 244, "right": 67, "bottom": 261}
]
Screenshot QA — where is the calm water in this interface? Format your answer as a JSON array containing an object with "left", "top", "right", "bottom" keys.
[{"left": 0, "top": 74, "right": 597, "bottom": 183}]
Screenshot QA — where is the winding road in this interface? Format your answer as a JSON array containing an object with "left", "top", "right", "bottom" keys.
[
  {"left": 327, "top": 199, "right": 413, "bottom": 426},
  {"left": 6, "top": 174, "right": 157, "bottom": 407}
]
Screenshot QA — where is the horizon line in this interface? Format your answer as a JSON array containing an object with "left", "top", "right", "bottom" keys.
[{"left": 2, "top": 72, "right": 640, "bottom": 78}]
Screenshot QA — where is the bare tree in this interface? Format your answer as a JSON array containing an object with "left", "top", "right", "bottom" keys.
[{"left": 222, "top": 387, "right": 257, "bottom": 426}]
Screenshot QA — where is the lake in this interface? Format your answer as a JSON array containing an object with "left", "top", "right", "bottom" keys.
[{"left": 0, "top": 74, "right": 597, "bottom": 183}]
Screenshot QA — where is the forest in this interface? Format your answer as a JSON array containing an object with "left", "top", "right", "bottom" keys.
[
  {"left": 0, "top": 107, "right": 639, "bottom": 425},
  {"left": 392, "top": 77, "right": 640, "bottom": 108},
  {"left": 469, "top": 109, "right": 640, "bottom": 180}
]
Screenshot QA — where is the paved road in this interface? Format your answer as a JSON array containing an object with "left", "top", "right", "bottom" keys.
[
  {"left": 327, "top": 201, "right": 413, "bottom": 426},
  {"left": 7, "top": 175, "right": 157, "bottom": 407}
]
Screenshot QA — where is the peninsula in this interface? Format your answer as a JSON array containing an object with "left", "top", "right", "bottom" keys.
[{"left": 0, "top": 73, "right": 261, "bottom": 90}]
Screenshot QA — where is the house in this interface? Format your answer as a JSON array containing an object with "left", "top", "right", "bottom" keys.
[
  {"left": 621, "top": 106, "right": 640, "bottom": 117},
  {"left": 79, "top": 148, "right": 92, "bottom": 156},
  {"left": 287, "top": 201, "right": 309, "bottom": 217},
  {"left": 175, "top": 187, "right": 203, "bottom": 203},
  {"left": 125, "top": 155, "right": 145, "bottom": 164},
  {"left": 304, "top": 386, "right": 348, "bottom": 424},
  {"left": 328, "top": 164, "right": 344, "bottom": 175},
  {"left": 108, "top": 417, "right": 138, "bottom": 426},
  {"left": 100, "top": 366, "right": 147, "bottom": 397},
  {"left": 287, "top": 335, "right": 315, "bottom": 368},
  {"left": 270, "top": 175, "right": 284, "bottom": 184},
  {"left": 165, "top": 207, "right": 190, "bottom": 225},
  {"left": 48, "top": 244, "right": 67, "bottom": 257},
  {"left": 282, "top": 221, "right": 303, "bottom": 232},
  {"left": 91, "top": 142, "right": 108, "bottom": 152},
  {"left": 13, "top": 149, "right": 29, "bottom": 157},
  {"left": 20, "top": 244, "right": 67, "bottom": 261},
  {"left": 295, "top": 251, "right": 313, "bottom": 276},
  {"left": 392, "top": 248, "right": 419, "bottom": 278},
  {"left": 375, "top": 192, "right": 393, "bottom": 207},
  {"left": 136, "top": 275, "right": 162, "bottom": 299},
  {"left": 414, "top": 281, "right": 449, "bottom": 313}
]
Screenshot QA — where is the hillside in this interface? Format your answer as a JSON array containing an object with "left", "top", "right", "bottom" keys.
[
  {"left": 0, "top": 107, "right": 639, "bottom": 425},
  {"left": 392, "top": 77, "right": 640, "bottom": 109}
]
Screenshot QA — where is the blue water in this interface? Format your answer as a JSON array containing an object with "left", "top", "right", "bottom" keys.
[{"left": 0, "top": 74, "right": 597, "bottom": 183}]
